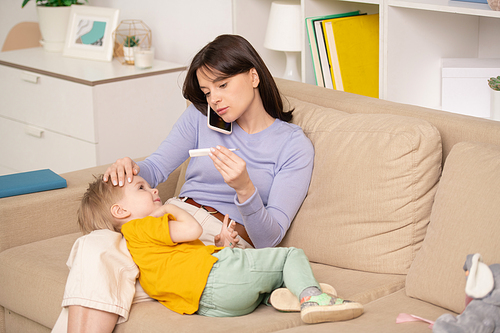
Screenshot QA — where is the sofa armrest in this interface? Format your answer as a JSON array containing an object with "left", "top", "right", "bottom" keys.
[{"left": 0, "top": 161, "right": 182, "bottom": 253}]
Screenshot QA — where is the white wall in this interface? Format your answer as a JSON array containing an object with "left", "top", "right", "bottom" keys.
[
  {"left": 232, "top": 0, "right": 287, "bottom": 79},
  {"left": 0, "top": 0, "right": 287, "bottom": 78},
  {"left": 0, "top": 0, "right": 39, "bottom": 48},
  {"left": 0, "top": 0, "right": 234, "bottom": 67}
]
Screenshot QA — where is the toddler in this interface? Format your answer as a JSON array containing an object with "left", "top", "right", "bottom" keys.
[{"left": 74, "top": 175, "right": 364, "bottom": 325}]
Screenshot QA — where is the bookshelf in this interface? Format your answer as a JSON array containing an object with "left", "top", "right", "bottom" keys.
[{"left": 233, "top": 0, "right": 500, "bottom": 112}]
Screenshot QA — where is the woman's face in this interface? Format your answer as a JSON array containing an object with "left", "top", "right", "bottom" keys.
[{"left": 196, "top": 67, "right": 260, "bottom": 123}]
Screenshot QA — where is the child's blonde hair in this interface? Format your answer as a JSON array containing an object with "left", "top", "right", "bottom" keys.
[{"left": 77, "top": 175, "right": 123, "bottom": 234}]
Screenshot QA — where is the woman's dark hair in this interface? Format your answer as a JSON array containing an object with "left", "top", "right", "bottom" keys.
[{"left": 183, "top": 34, "right": 292, "bottom": 122}]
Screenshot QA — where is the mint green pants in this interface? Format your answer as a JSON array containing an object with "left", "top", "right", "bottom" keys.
[{"left": 197, "top": 247, "right": 320, "bottom": 317}]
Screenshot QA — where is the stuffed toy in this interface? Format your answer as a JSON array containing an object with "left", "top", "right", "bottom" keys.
[{"left": 433, "top": 253, "right": 500, "bottom": 333}]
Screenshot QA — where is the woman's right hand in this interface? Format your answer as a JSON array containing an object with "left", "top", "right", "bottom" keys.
[{"left": 103, "top": 157, "right": 140, "bottom": 186}]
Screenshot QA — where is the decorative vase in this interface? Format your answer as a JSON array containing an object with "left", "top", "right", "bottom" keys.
[
  {"left": 490, "top": 89, "right": 500, "bottom": 121},
  {"left": 37, "top": 6, "right": 71, "bottom": 52},
  {"left": 123, "top": 46, "right": 134, "bottom": 64},
  {"left": 487, "top": 0, "right": 500, "bottom": 10}
]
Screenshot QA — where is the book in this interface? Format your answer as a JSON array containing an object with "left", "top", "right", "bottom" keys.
[
  {"left": 452, "top": 0, "right": 487, "bottom": 3},
  {"left": 306, "top": 18, "right": 325, "bottom": 87},
  {"left": 305, "top": 11, "right": 361, "bottom": 88},
  {"left": 322, "top": 14, "right": 379, "bottom": 98},
  {"left": 314, "top": 20, "right": 333, "bottom": 89},
  {"left": 0, "top": 169, "right": 67, "bottom": 198},
  {"left": 322, "top": 19, "right": 343, "bottom": 91}
]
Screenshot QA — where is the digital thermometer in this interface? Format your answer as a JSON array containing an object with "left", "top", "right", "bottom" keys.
[{"left": 188, "top": 148, "right": 239, "bottom": 157}]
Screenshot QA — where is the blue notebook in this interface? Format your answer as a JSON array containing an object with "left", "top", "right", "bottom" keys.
[
  {"left": 0, "top": 169, "right": 67, "bottom": 198},
  {"left": 452, "top": 0, "right": 488, "bottom": 3}
]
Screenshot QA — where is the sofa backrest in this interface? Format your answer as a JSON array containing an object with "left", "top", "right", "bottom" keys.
[{"left": 275, "top": 78, "right": 500, "bottom": 164}]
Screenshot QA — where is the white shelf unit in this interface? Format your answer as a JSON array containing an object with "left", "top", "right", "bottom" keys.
[
  {"left": 301, "top": 0, "right": 380, "bottom": 89},
  {"left": 385, "top": 0, "right": 500, "bottom": 110},
  {"left": 388, "top": 0, "right": 500, "bottom": 17},
  {"left": 233, "top": 0, "right": 500, "bottom": 113}
]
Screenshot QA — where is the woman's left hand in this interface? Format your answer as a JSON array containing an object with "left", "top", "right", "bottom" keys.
[{"left": 209, "top": 145, "right": 256, "bottom": 203}]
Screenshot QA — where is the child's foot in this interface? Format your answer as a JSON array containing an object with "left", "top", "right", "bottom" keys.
[
  {"left": 300, "top": 293, "right": 363, "bottom": 324},
  {"left": 270, "top": 283, "right": 337, "bottom": 312}
]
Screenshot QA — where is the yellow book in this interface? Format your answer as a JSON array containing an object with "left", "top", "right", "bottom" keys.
[
  {"left": 306, "top": 11, "right": 361, "bottom": 88},
  {"left": 322, "top": 14, "right": 379, "bottom": 98}
]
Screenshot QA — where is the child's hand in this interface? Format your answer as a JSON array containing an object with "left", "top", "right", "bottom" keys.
[{"left": 214, "top": 214, "right": 239, "bottom": 248}]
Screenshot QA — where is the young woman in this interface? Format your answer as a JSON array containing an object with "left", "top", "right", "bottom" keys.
[
  {"left": 56, "top": 34, "right": 315, "bottom": 333},
  {"left": 104, "top": 34, "right": 314, "bottom": 250}
]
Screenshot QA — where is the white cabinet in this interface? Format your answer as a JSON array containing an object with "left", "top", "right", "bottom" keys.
[
  {"left": 233, "top": 0, "right": 500, "bottom": 113},
  {"left": 0, "top": 116, "right": 97, "bottom": 175},
  {"left": 0, "top": 48, "right": 187, "bottom": 176}
]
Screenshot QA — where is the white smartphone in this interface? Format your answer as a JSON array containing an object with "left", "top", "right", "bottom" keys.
[{"left": 207, "top": 104, "right": 232, "bottom": 135}]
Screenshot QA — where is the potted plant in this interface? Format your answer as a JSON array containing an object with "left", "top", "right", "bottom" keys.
[
  {"left": 488, "top": 76, "right": 500, "bottom": 121},
  {"left": 123, "top": 36, "right": 139, "bottom": 64},
  {"left": 21, "top": 0, "right": 88, "bottom": 52}
]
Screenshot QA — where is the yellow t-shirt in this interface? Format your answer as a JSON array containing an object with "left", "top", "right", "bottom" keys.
[{"left": 121, "top": 214, "right": 222, "bottom": 314}]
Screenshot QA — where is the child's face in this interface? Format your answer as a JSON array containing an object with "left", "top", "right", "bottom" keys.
[{"left": 116, "top": 176, "right": 162, "bottom": 223}]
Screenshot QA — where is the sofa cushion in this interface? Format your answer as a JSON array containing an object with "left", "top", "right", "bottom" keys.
[
  {"left": 406, "top": 141, "right": 500, "bottom": 313},
  {"left": 0, "top": 233, "right": 80, "bottom": 329},
  {"left": 274, "top": 289, "right": 452, "bottom": 333},
  {"left": 5, "top": 310, "right": 51, "bottom": 333},
  {"left": 115, "top": 301, "right": 302, "bottom": 333},
  {"left": 280, "top": 98, "right": 442, "bottom": 274},
  {"left": 309, "top": 263, "right": 406, "bottom": 305},
  {"left": 115, "top": 262, "right": 405, "bottom": 332}
]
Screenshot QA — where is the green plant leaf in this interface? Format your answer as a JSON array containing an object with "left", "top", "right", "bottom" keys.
[
  {"left": 23, "top": 0, "right": 87, "bottom": 6},
  {"left": 124, "top": 36, "right": 140, "bottom": 47},
  {"left": 488, "top": 77, "right": 500, "bottom": 91}
]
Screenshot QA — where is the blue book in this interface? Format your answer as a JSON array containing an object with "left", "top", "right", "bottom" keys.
[
  {"left": 452, "top": 0, "right": 488, "bottom": 3},
  {"left": 0, "top": 169, "right": 67, "bottom": 198}
]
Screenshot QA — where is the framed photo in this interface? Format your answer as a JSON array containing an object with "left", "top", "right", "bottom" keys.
[{"left": 63, "top": 5, "right": 120, "bottom": 62}]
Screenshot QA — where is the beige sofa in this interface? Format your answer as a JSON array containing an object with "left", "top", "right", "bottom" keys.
[{"left": 1, "top": 78, "right": 500, "bottom": 333}]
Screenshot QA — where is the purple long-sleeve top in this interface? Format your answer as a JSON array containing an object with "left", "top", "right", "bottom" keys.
[{"left": 137, "top": 104, "right": 314, "bottom": 248}]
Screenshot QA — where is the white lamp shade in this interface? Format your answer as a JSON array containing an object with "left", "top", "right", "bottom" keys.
[{"left": 264, "top": 1, "right": 302, "bottom": 52}]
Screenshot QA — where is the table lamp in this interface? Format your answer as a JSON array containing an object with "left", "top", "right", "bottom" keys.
[{"left": 264, "top": 1, "right": 302, "bottom": 82}]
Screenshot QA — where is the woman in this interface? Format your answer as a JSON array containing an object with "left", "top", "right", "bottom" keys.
[
  {"left": 57, "top": 34, "right": 314, "bottom": 333},
  {"left": 104, "top": 34, "right": 314, "bottom": 249}
]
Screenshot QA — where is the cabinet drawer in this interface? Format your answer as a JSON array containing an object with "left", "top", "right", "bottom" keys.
[
  {"left": 0, "top": 116, "right": 97, "bottom": 174},
  {"left": 0, "top": 65, "right": 96, "bottom": 143}
]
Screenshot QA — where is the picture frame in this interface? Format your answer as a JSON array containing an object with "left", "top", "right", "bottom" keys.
[{"left": 63, "top": 5, "right": 120, "bottom": 62}]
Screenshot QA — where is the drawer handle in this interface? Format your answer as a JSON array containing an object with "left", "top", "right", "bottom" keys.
[
  {"left": 25, "top": 125, "right": 44, "bottom": 138},
  {"left": 21, "top": 71, "right": 39, "bottom": 84}
]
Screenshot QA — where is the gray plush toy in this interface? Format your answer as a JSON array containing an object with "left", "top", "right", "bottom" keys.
[{"left": 433, "top": 253, "right": 500, "bottom": 333}]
